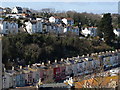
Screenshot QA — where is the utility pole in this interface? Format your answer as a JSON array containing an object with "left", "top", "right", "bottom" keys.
[{"left": 0, "top": 34, "right": 2, "bottom": 90}]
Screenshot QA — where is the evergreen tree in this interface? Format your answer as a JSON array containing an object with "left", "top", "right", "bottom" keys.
[{"left": 98, "top": 13, "right": 115, "bottom": 45}]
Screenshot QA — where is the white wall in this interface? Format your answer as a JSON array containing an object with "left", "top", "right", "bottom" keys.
[
  {"left": 10, "top": 23, "right": 18, "bottom": 34},
  {"left": 49, "top": 16, "right": 55, "bottom": 23},
  {"left": 25, "top": 22, "right": 32, "bottom": 34},
  {"left": 25, "top": 21, "right": 43, "bottom": 34},
  {"left": 2, "top": 74, "right": 10, "bottom": 89},
  {"left": 12, "top": 7, "right": 18, "bottom": 13},
  {"left": 0, "top": 21, "right": 18, "bottom": 34},
  {"left": 114, "top": 29, "right": 120, "bottom": 37},
  {"left": 81, "top": 28, "right": 90, "bottom": 36},
  {"left": 62, "top": 18, "right": 67, "bottom": 25},
  {"left": 62, "top": 18, "right": 74, "bottom": 25},
  {"left": 36, "top": 21, "right": 43, "bottom": 33},
  {"left": 0, "top": 22, "right": 3, "bottom": 33}
]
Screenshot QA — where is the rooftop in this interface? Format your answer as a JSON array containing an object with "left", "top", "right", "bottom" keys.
[
  {"left": 15, "top": 7, "right": 22, "bottom": 10},
  {"left": 75, "top": 76, "right": 119, "bottom": 88}
]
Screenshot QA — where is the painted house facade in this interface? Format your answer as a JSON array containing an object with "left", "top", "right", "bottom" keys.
[
  {"left": 72, "top": 26, "right": 79, "bottom": 35},
  {"left": 0, "top": 21, "right": 18, "bottom": 34},
  {"left": 89, "top": 27, "right": 97, "bottom": 37},
  {"left": 22, "top": 68, "right": 30, "bottom": 85},
  {"left": 114, "top": 29, "right": 120, "bottom": 37},
  {"left": 77, "top": 61, "right": 84, "bottom": 75},
  {"left": 81, "top": 27, "right": 97, "bottom": 37},
  {"left": 63, "top": 26, "right": 79, "bottom": 35},
  {"left": 42, "top": 67, "right": 54, "bottom": 83},
  {"left": 62, "top": 18, "right": 74, "bottom": 26},
  {"left": 2, "top": 69, "right": 16, "bottom": 89},
  {"left": 65, "top": 64, "right": 73, "bottom": 76},
  {"left": 12, "top": 7, "right": 23, "bottom": 14},
  {"left": 2, "top": 72, "right": 15, "bottom": 89},
  {"left": 49, "top": 16, "right": 61, "bottom": 24},
  {"left": 15, "top": 70, "right": 25, "bottom": 87},
  {"left": 2, "top": 50, "right": 120, "bottom": 89},
  {"left": 0, "top": 7, "right": 3, "bottom": 16},
  {"left": 28, "top": 67, "right": 40, "bottom": 85},
  {"left": 25, "top": 20, "right": 43, "bottom": 34},
  {"left": 59, "top": 65, "right": 66, "bottom": 80},
  {"left": 53, "top": 66, "right": 61, "bottom": 82}
]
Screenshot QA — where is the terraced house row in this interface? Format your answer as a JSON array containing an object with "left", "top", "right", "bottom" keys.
[
  {"left": 0, "top": 17, "right": 80, "bottom": 35},
  {"left": 1, "top": 6, "right": 120, "bottom": 37},
  {"left": 0, "top": 6, "right": 96, "bottom": 36},
  {"left": 2, "top": 50, "right": 120, "bottom": 89}
]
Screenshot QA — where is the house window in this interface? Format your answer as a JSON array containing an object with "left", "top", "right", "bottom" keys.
[
  {"left": 6, "top": 30, "right": 9, "bottom": 34},
  {"left": 51, "top": 26, "right": 54, "bottom": 29},
  {"left": 12, "top": 23, "right": 16, "bottom": 28},
  {"left": 6, "top": 23, "right": 9, "bottom": 29},
  {"left": 30, "top": 29, "right": 32, "bottom": 32},
  {"left": 6, "top": 25, "right": 8, "bottom": 29}
]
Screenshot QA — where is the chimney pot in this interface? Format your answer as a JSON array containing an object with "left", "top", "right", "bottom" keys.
[
  {"left": 61, "top": 59, "right": 63, "bottom": 62},
  {"left": 28, "top": 65, "right": 30, "bottom": 68},
  {"left": 55, "top": 60, "right": 57, "bottom": 63},
  {"left": 20, "top": 66, "right": 22, "bottom": 69},
  {"left": 48, "top": 61, "right": 51, "bottom": 64},
  {"left": 12, "top": 66, "right": 14, "bottom": 70},
  {"left": 42, "top": 62, "right": 44, "bottom": 65}
]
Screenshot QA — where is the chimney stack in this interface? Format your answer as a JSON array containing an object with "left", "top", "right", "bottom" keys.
[
  {"left": 106, "top": 51, "right": 108, "bottom": 53},
  {"left": 61, "top": 58, "right": 63, "bottom": 62},
  {"left": 4, "top": 67, "right": 6, "bottom": 72},
  {"left": 48, "top": 61, "right": 51, "bottom": 64},
  {"left": 87, "top": 54, "right": 89, "bottom": 57},
  {"left": 28, "top": 65, "right": 30, "bottom": 68},
  {"left": 55, "top": 60, "right": 57, "bottom": 63},
  {"left": 20, "top": 66, "right": 22, "bottom": 69},
  {"left": 42, "top": 62, "right": 44, "bottom": 65},
  {"left": 82, "top": 55, "right": 85, "bottom": 57},
  {"left": 12, "top": 66, "right": 14, "bottom": 70},
  {"left": 115, "top": 49, "right": 118, "bottom": 52},
  {"left": 112, "top": 51, "right": 115, "bottom": 53},
  {"left": 67, "top": 58, "right": 69, "bottom": 61}
]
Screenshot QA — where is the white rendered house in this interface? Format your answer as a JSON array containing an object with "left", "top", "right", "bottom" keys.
[
  {"left": 25, "top": 20, "right": 43, "bottom": 34},
  {"left": 12, "top": 7, "right": 23, "bottom": 14},
  {"left": 49, "top": 16, "right": 61, "bottom": 24},
  {"left": 81, "top": 27, "right": 97, "bottom": 37},
  {"left": 2, "top": 70, "right": 16, "bottom": 89},
  {"left": 62, "top": 18, "right": 74, "bottom": 25},
  {"left": 81, "top": 28, "right": 91, "bottom": 37},
  {"left": 114, "top": 29, "right": 120, "bottom": 37}
]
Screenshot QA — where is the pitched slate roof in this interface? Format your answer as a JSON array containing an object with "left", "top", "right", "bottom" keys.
[
  {"left": 15, "top": 7, "right": 22, "bottom": 10},
  {"left": 30, "top": 20, "right": 37, "bottom": 24},
  {"left": 75, "top": 76, "right": 118, "bottom": 88},
  {"left": 53, "top": 16, "right": 61, "bottom": 19}
]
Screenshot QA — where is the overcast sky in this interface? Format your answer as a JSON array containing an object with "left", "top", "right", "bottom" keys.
[
  {"left": 0, "top": 0, "right": 119, "bottom": 14},
  {"left": 1, "top": 0, "right": 120, "bottom": 2}
]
